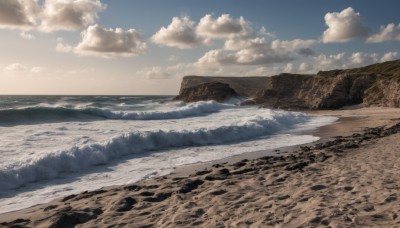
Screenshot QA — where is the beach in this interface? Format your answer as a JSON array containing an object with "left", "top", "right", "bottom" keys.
[{"left": 1, "top": 107, "right": 400, "bottom": 227}]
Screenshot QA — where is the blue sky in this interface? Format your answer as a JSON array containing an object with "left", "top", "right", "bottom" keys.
[{"left": 0, "top": 0, "right": 399, "bottom": 95}]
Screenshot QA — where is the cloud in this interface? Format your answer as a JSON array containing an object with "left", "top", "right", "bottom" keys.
[
  {"left": 298, "top": 48, "right": 316, "bottom": 57},
  {"left": 137, "top": 66, "right": 172, "bottom": 79},
  {"left": 20, "top": 31, "right": 35, "bottom": 40},
  {"left": 196, "top": 14, "right": 253, "bottom": 39},
  {"left": 283, "top": 63, "right": 294, "bottom": 73},
  {"left": 197, "top": 37, "right": 315, "bottom": 67},
  {"left": 56, "top": 38, "right": 73, "bottom": 53},
  {"left": 313, "top": 52, "right": 383, "bottom": 71},
  {"left": 73, "top": 24, "right": 147, "bottom": 58},
  {"left": 346, "top": 52, "right": 378, "bottom": 67},
  {"left": 380, "top": 52, "right": 398, "bottom": 62},
  {"left": 271, "top": 39, "right": 317, "bottom": 52},
  {"left": 40, "top": 0, "right": 105, "bottom": 32},
  {"left": 0, "top": 0, "right": 39, "bottom": 29},
  {"left": 322, "top": 7, "right": 369, "bottom": 43},
  {"left": 3, "top": 63, "right": 44, "bottom": 74},
  {"left": 367, "top": 23, "right": 400, "bottom": 43},
  {"left": 31, "top": 66, "right": 44, "bottom": 74},
  {"left": 4, "top": 63, "right": 28, "bottom": 72},
  {"left": 299, "top": 62, "right": 313, "bottom": 72},
  {"left": 151, "top": 16, "right": 209, "bottom": 49},
  {"left": 0, "top": 0, "right": 105, "bottom": 32},
  {"left": 258, "top": 26, "right": 275, "bottom": 37},
  {"left": 314, "top": 53, "right": 346, "bottom": 70},
  {"left": 150, "top": 14, "right": 256, "bottom": 49}
]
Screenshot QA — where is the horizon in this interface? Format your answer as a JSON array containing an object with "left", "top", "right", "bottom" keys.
[{"left": 1, "top": 0, "right": 400, "bottom": 95}]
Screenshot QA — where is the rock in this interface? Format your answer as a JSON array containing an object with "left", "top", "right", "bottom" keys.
[
  {"left": 43, "top": 205, "right": 58, "bottom": 212},
  {"left": 143, "top": 192, "right": 172, "bottom": 202},
  {"left": 1, "top": 218, "right": 31, "bottom": 227},
  {"left": 49, "top": 208, "right": 102, "bottom": 228},
  {"left": 174, "top": 82, "right": 238, "bottom": 102},
  {"left": 285, "top": 161, "right": 309, "bottom": 171},
  {"left": 231, "top": 168, "right": 255, "bottom": 175},
  {"left": 139, "top": 191, "right": 154, "bottom": 196},
  {"left": 112, "top": 197, "right": 136, "bottom": 212},
  {"left": 178, "top": 179, "right": 204, "bottom": 194},
  {"left": 209, "top": 189, "right": 227, "bottom": 195},
  {"left": 195, "top": 170, "right": 212, "bottom": 176},
  {"left": 123, "top": 184, "right": 142, "bottom": 191},
  {"left": 239, "top": 99, "right": 257, "bottom": 106},
  {"left": 310, "top": 185, "right": 327, "bottom": 191},
  {"left": 276, "top": 195, "right": 290, "bottom": 200}
]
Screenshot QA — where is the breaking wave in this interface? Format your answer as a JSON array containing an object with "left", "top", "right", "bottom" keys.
[
  {"left": 0, "top": 110, "right": 316, "bottom": 190},
  {"left": 0, "top": 101, "right": 230, "bottom": 125}
]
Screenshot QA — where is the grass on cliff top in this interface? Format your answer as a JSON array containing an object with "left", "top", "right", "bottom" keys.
[{"left": 318, "top": 59, "right": 400, "bottom": 78}]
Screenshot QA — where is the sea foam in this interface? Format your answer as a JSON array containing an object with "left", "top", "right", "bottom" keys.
[{"left": 0, "top": 110, "right": 312, "bottom": 190}]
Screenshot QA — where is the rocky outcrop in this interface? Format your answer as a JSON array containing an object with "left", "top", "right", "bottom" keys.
[
  {"left": 174, "top": 82, "right": 238, "bottom": 102},
  {"left": 174, "top": 60, "right": 400, "bottom": 109},
  {"left": 364, "top": 78, "right": 400, "bottom": 107}
]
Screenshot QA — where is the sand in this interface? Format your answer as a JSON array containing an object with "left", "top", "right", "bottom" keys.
[{"left": 1, "top": 107, "right": 400, "bottom": 227}]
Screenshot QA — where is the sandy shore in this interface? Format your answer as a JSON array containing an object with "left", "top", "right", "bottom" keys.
[{"left": 1, "top": 107, "right": 400, "bottom": 227}]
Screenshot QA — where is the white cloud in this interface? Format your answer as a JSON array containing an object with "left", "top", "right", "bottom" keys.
[
  {"left": 299, "top": 62, "right": 313, "bottom": 72},
  {"left": 151, "top": 16, "right": 209, "bottom": 49},
  {"left": 137, "top": 66, "right": 172, "bottom": 80},
  {"left": 56, "top": 38, "right": 73, "bottom": 53},
  {"left": 31, "top": 66, "right": 44, "bottom": 74},
  {"left": 322, "top": 7, "right": 369, "bottom": 43},
  {"left": 3, "top": 63, "right": 44, "bottom": 74},
  {"left": 74, "top": 24, "right": 147, "bottom": 58},
  {"left": 380, "top": 52, "right": 398, "bottom": 62},
  {"left": 0, "top": 0, "right": 39, "bottom": 29},
  {"left": 367, "top": 23, "right": 400, "bottom": 43},
  {"left": 0, "top": 0, "right": 105, "bottom": 32},
  {"left": 346, "top": 52, "right": 378, "bottom": 68},
  {"left": 20, "top": 31, "right": 35, "bottom": 40},
  {"left": 40, "top": 0, "right": 105, "bottom": 32},
  {"left": 4, "top": 63, "right": 28, "bottom": 73},
  {"left": 271, "top": 39, "right": 317, "bottom": 52},
  {"left": 283, "top": 63, "right": 294, "bottom": 73},
  {"left": 313, "top": 52, "right": 384, "bottom": 71},
  {"left": 197, "top": 37, "right": 315, "bottom": 67},
  {"left": 314, "top": 53, "right": 346, "bottom": 70},
  {"left": 196, "top": 14, "right": 253, "bottom": 39},
  {"left": 258, "top": 26, "right": 275, "bottom": 37}
]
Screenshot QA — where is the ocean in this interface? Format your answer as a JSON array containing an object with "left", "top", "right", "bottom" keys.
[{"left": 0, "top": 95, "right": 337, "bottom": 213}]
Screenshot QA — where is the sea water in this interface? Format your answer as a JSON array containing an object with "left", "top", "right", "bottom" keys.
[{"left": 0, "top": 95, "right": 337, "bottom": 213}]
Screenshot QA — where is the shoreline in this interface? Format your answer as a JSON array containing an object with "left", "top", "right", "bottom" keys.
[
  {"left": 1, "top": 107, "right": 400, "bottom": 227},
  {"left": 171, "top": 106, "right": 388, "bottom": 178}
]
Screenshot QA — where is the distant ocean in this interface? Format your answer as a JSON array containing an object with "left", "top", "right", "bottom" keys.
[{"left": 0, "top": 95, "right": 336, "bottom": 213}]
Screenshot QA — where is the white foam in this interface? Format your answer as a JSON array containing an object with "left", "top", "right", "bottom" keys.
[{"left": 0, "top": 110, "right": 313, "bottom": 190}]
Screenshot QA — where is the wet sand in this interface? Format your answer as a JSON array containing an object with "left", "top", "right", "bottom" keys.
[{"left": 1, "top": 107, "right": 400, "bottom": 227}]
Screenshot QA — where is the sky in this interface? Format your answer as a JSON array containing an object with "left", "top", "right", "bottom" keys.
[{"left": 0, "top": 0, "right": 399, "bottom": 95}]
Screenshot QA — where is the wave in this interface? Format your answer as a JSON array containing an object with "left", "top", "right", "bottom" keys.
[
  {"left": 0, "top": 110, "right": 318, "bottom": 190},
  {"left": 0, "top": 101, "right": 230, "bottom": 125}
]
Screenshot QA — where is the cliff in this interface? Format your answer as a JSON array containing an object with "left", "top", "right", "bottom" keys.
[
  {"left": 174, "top": 82, "right": 238, "bottom": 102},
  {"left": 174, "top": 60, "right": 400, "bottom": 109}
]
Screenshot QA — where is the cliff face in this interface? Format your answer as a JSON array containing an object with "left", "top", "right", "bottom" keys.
[
  {"left": 364, "top": 78, "right": 400, "bottom": 107},
  {"left": 175, "top": 60, "right": 400, "bottom": 109},
  {"left": 174, "top": 82, "right": 238, "bottom": 102}
]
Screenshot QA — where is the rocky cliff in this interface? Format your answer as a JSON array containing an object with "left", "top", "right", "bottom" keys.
[
  {"left": 175, "top": 60, "right": 400, "bottom": 109},
  {"left": 174, "top": 82, "right": 238, "bottom": 102}
]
